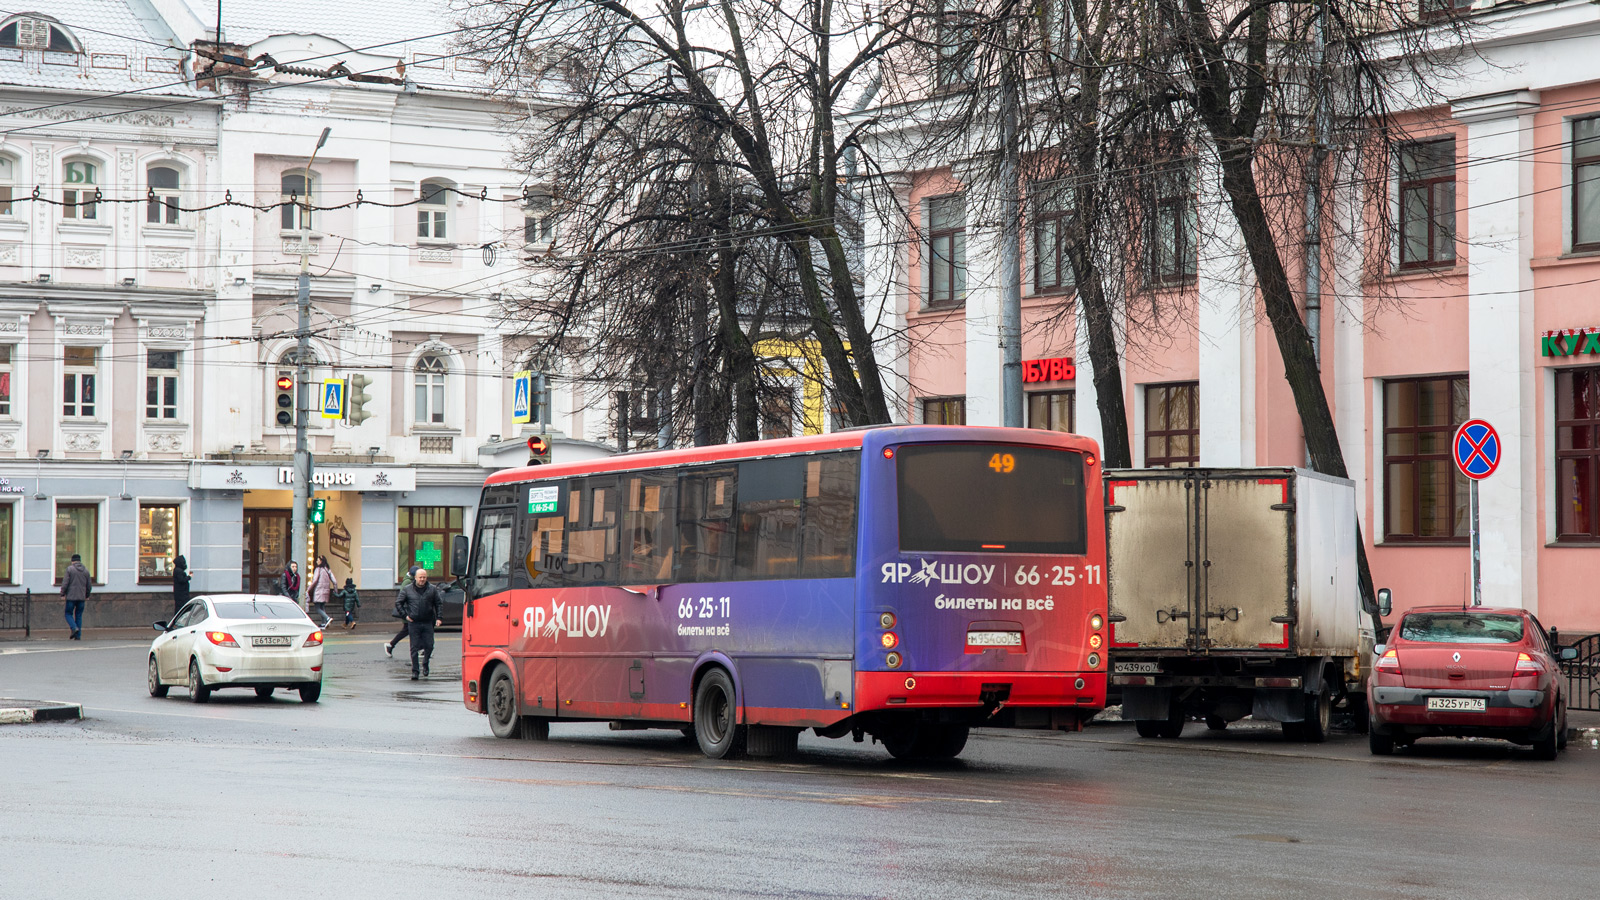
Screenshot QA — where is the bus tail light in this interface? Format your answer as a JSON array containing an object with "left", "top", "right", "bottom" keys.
[
  {"left": 206, "top": 631, "right": 238, "bottom": 647},
  {"left": 1088, "top": 634, "right": 1102, "bottom": 650},
  {"left": 304, "top": 631, "right": 324, "bottom": 647},
  {"left": 881, "top": 631, "right": 899, "bottom": 650},
  {"left": 879, "top": 612, "right": 896, "bottom": 629},
  {"left": 885, "top": 652, "right": 902, "bottom": 669},
  {"left": 882, "top": 447, "right": 895, "bottom": 459},
  {"left": 1090, "top": 614, "right": 1103, "bottom": 631}
]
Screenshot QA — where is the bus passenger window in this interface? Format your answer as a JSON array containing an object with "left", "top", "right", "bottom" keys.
[
  {"left": 472, "top": 509, "right": 516, "bottom": 596},
  {"left": 676, "top": 468, "right": 736, "bottom": 583},
  {"left": 525, "top": 515, "right": 566, "bottom": 586},
  {"left": 624, "top": 475, "right": 675, "bottom": 582},
  {"left": 800, "top": 454, "right": 859, "bottom": 578},
  {"left": 734, "top": 457, "right": 805, "bottom": 579}
]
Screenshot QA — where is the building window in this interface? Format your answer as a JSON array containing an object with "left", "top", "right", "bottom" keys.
[
  {"left": 1032, "top": 181, "right": 1074, "bottom": 295},
  {"left": 0, "top": 156, "right": 14, "bottom": 217},
  {"left": 1418, "top": 0, "right": 1471, "bottom": 20},
  {"left": 761, "top": 389, "right": 796, "bottom": 441},
  {"left": 0, "top": 16, "right": 78, "bottom": 51},
  {"left": 54, "top": 503, "right": 98, "bottom": 582},
  {"left": 414, "top": 353, "right": 447, "bottom": 425},
  {"left": 398, "top": 506, "right": 464, "bottom": 580},
  {"left": 0, "top": 503, "right": 11, "bottom": 583},
  {"left": 1145, "top": 382, "right": 1198, "bottom": 467},
  {"left": 926, "top": 194, "right": 966, "bottom": 309},
  {"left": 1383, "top": 376, "right": 1469, "bottom": 541},
  {"left": 1556, "top": 366, "right": 1600, "bottom": 542},
  {"left": 935, "top": 2, "right": 976, "bottom": 88},
  {"left": 62, "top": 346, "right": 97, "bottom": 418},
  {"left": 281, "top": 171, "right": 314, "bottom": 231},
  {"left": 1573, "top": 119, "right": 1600, "bottom": 252},
  {"left": 62, "top": 160, "right": 98, "bottom": 220},
  {"left": 138, "top": 504, "right": 180, "bottom": 582},
  {"left": 614, "top": 389, "right": 662, "bottom": 451},
  {"left": 418, "top": 180, "right": 449, "bottom": 240},
  {"left": 146, "top": 350, "right": 178, "bottom": 419},
  {"left": 524, "top": 191, "right": 555, "bottom": 245},
  {"left": 1028, "top": 390, "right": 1075, "bottom": 433},
  {"left": 147, "top": 165, "right": 180, "bottom": 225},
  {"left": 1146, "top": 166, "right": 1196, "bottom": 284},
  {"left": 0, "top": 344, "right": 11, "bottom": 416},
  {"left": 1398, "top": 139, "right": 1456, "bottom": 268},
  {"left": 922, "top": 396, "right": 966, "bottom": 425}
]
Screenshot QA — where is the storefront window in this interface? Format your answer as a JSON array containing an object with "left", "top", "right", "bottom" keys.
[
  {"left": 398, "top": 506, "right": 464, "bottom": 580},
  {"left": 1383, "top": 376, "right": 1469, "bottom": 541},
  {"left": 1028, "top": 390, "right": 1075, "bottom": 433},
  {"left": 1145, "top": 382, "right": 1198, "bottom": 467},
  {"left": 138, "top": 504, "right": 180, "bottom": 582},
  {"left": 1556, "top": 366, "right": 1600, "bottom": 542},
  {"left": 0, "top": 344, "right": 11, "bottom": 416},
  {"left": 0, "top": 502, "right": 13, "bottom": 583},
  {"left": 54, "top": 503, "right": 98, "bottom": 582}
]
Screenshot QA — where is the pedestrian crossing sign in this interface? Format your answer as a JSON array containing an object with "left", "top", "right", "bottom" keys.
[
  {"left": 512, "top": 370, "right": 533, "bottom": 424},
  {"left": 320, "top": 379, "right": 345, "bottom": 419}
]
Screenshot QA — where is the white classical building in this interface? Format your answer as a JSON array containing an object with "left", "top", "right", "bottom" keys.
[{"left": 0, "top": 0, "right": 614, "bottom": 609}]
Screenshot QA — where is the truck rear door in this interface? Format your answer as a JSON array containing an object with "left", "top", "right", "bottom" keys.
[
  {"left": 1105, "top": 473, "right": 1194, "bottom": 650},
  {"left": 1197, "top": 473, "right": 1293, "bottom": 651}
]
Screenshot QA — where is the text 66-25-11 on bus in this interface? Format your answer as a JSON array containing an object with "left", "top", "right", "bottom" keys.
[{"left": 449, "top": 425, "right": 1108, "bottom": 760}]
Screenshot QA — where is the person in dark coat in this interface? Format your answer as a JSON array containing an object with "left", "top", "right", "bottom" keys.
[
  {"left": 281, "top": 560, "right": 301, "bottom": 602},
  {"left": 335, "top": 578, "right": 360, "bottom": 630},
  {"left": 384, "top": 565, "right": 421, "bottom": 657},
  {"left": 171, "top": 555, "right": 191, "bottom": 616},
  {"left": 395, "top": 569, "right": 445, "bottom": 680},
  {"left": 61, "top": 553, "right": 92, "bottom": 640}
]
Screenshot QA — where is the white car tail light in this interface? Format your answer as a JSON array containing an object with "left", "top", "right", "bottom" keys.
[
  {"left": 304, "top": 631, "right": 324, "bottom": 647},
  {"left": 206, "top": 631, "right": 238, "bottom": 648}
]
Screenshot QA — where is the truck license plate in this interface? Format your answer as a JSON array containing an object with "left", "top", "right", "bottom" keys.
[
  {"left": 1113, "top": 662, "right": 1160, "bottom": 674},
  {"left": 967, "top": 631, "right": 1022, "bottom": 647},
  {"left": 1426, "top": 697, "right": 1486, "bottom": 712}
]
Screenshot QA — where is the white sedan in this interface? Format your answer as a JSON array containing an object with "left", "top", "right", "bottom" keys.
[{"left": 148, "top": 594, "right": 325, "bottom": 703}]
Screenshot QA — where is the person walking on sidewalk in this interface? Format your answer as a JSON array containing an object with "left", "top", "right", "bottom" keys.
[
  {"left": 281, "top": 560, "right": 300, "bottom": 603},
  {"left": 384, "top": 566, "right": 420, "bottom": 657},
  {"left": 171, "top": 555, "right": 191, "bottom": 617},
  {"left": 396, "top": 569, "right": 444, "bottom": 680},
  {"left": 335, "top": 577, "right": 360, "bottom": 630},
  {"left": 61, "top": 553, "right": 92, "bottom": 640},
  {"left": 308, "top": 556, "right": 335, "bottom": 628}
]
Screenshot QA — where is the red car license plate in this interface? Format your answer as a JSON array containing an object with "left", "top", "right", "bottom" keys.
[{"left": 1426, "top": 697, "right": 1486, "bottom": 712}]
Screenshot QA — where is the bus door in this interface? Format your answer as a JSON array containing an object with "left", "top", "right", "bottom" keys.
[{"left": 466, "top": 507, "right": 517, "bottom": 647}]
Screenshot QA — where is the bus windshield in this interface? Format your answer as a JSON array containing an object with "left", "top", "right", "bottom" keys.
[{"left": 896, "top": 443, "right": 1086, "bottom": 554}]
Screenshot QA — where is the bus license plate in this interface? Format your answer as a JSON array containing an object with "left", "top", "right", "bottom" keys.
[
  {"left": 967, "top": 631, "right": 1022, "bottom": 647},
  {"left": 1426, "top": 697, "right": 1486, "bottom": 712},
  {"left": 251, "top": 636, "right": 292, "bottom": 647},
  {"left": 1113, "top": 662, "right": 1160, "bottom": 674}
]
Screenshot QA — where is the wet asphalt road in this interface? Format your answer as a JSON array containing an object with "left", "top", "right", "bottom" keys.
[{"left": 1, "top": 633, "right": 1595, "bottom": 900}]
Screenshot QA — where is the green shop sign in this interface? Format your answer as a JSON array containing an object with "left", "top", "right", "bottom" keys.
[{"left": 1543, "top": 328, "right": 1600, "bottom": 357}]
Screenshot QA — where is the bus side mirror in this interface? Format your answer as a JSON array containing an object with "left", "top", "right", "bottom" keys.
[
  {"left": 1376, "top": 588, "right": 1392, "bottom": 617},
  {"left": 452, "top": 534, "right": 470, "bottom": 577}
]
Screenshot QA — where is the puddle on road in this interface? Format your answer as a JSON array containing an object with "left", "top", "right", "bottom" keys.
[
  {"left": 1234, "top": 833, "right": 1301, "bottom": 844},
  {"left": 390, "top": 690, "right": 457, "bottom": 704}
]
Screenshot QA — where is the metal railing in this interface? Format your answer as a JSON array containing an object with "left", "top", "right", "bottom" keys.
[
  {"left": 1560, "top": 633, "right": 1600, "bottom": 712},
  {"left": 0, "top": 588, "right": 31, "bottom": 638}
]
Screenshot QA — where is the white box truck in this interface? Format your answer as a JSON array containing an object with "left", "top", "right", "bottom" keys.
[{"left": 1105, "top": 467, "right": 1372, "bottom": 741}]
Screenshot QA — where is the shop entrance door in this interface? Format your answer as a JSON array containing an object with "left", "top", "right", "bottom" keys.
[{"left": 243, "top": 510, "right": 291, "bottom": 594}]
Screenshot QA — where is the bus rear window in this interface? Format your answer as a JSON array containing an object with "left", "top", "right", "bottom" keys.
[{"left": 896, "top": 444, "right": 1086, "bottom": 555}]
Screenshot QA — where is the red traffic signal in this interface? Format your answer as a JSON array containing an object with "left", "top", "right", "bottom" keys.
[
  {"left": 527, "top": 435, "right": 549, "bottom": 454},
  {"left": 275, "top": 375, "right": 294, "bottom": 391}
]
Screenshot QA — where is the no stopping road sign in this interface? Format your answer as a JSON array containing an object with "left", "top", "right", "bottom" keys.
[{"left": 1453, "top": 419, "right": 1501, "bottom": 480}]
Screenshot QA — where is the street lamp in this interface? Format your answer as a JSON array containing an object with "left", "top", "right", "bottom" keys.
[{"left": 291, "top": 126, "right": 332, "bottom": 589}]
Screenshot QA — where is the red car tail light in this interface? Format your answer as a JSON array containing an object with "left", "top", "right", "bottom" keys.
[
  {"left": 304, "top": 631, "right": 324, "bottom": 647},
  {"left": 1375, "top": 649, "right": 1400, "bottom": 672},
  {"left": 206, "top": 631, "right": 238, "bottom": 648},
  {"left": 1514, "top": 652, "right": 1540, "bottom": 675}
]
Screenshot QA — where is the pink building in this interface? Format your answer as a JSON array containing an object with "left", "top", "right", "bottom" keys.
[{"left": 861, "top": 2, "right": 1600, "bottom": 633}]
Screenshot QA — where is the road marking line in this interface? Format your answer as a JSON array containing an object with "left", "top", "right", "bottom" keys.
[{"left": 0, "top": 643, "right": 146, "bottom": 655}]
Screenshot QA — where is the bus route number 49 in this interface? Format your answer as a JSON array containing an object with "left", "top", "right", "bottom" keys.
[
  {"left": 988, "top": 453, "right": 1016, "bottom": 473},
  {"left": 678, "top": 597, "right": 731, "bottom": 619}
]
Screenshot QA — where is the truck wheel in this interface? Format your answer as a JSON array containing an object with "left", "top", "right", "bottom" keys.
[
  {"left": 1285, "top": 679, "right": 1332, "bottom": 743},
  {"left": 1136, "top": 707, "right": 1184, "bottom": 739},
  {"left": 1204, "top": 716, "right": 1227, "bottom": 732}
]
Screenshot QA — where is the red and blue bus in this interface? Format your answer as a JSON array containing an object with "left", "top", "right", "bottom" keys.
[{"left": 451, "top": 425, "right": 1107, "bottom": 760}]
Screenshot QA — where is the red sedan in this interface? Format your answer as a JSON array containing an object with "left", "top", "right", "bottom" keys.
[{"left": 1368, "top": 604, "right": 1574, "bottom": 759}]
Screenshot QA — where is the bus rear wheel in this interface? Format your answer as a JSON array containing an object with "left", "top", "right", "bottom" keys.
[
  {"left": 693, "top": 668, "right": 745, "bottom": 759},
  {"left": 883, "top": 722, "right": 969, "bottom": 760},
  {"left": 487, "top": 668, "right": 521, "bottom": 740}
]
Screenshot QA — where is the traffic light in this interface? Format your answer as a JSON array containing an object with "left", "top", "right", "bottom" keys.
[
  {"left": 346, "top": 373, "right": 373, "bottom": 425},
  {"left": 527, "top": 434, "right": 551, "bottom": 465},
  {"left": 310, "top": 498, "right": 326, "bottom": 524},
  {"left": 274, "top": 374, "right": 294, "bottom": 426}
]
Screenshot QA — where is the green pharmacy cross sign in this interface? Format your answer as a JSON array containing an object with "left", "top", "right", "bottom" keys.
[
  {"left": 414, "top": 541, "right": 442, "bottom": 570},
  {"left": 1542, "top": 327, "right": 1600, "bottom": 358}
]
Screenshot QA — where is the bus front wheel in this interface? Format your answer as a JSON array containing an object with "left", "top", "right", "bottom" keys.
[
  {"left": 693, "top": 668, "right": 745, "bottom": 759},
  {"left": 487, "top": 667, "right": 521, "bottom": 740}
]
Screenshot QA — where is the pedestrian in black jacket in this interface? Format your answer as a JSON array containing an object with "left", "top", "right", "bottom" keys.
[
  {"left": 396, "top": 569, "right": 444, "bottom": 680},
  {"left": 171, "top": 555, "right": 191, "bottom": 617},
  {"left": 384, "top": 565, "right": 421, "bottom": 658},
  {"left": 60, "top": 554, "right": 92, "bottom": 640}
]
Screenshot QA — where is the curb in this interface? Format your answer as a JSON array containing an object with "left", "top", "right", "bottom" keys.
[{"left": 0, "top": 700, "right": 83, "bottom": 724}]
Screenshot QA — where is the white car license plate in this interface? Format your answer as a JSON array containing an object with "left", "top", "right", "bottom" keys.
[
  {"left": 1114, "top": 662, "right": 1160, "bottom": 674},
  {"left": 1426, "top": 697, "right": 1486, "bottom": 712},
  {"left": 251, "top": 636, "right": 292, "bottom": 648},
  {"left": 967, "top": 631, "right": 1022, "bottom": 647}
]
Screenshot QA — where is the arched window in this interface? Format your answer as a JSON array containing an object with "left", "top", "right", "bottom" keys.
[
  {"left": 62, "top": 158, "right": 98, "bottom": 220},
  {"left": 0, "top": 16, "right": 79, "bottom": 51},
  {"left": 414, "top": 353, "right": 447, "bottom": 424},
  {"left": 418, "top": 180, "right": 449, "bottom": 240},
  {"left": 0, "top": 156, "right": 13, "bottom": 217},
  {"left": 147, "top": 165, "right": 181, "bottom": 225},
  {"left": 281, "top": 171, "right": 315, "bottom": 231}
]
